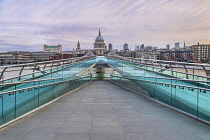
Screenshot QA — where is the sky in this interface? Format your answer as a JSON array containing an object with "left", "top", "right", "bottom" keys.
[{"left": 0, "top": 0, "right": 210, "bottom": 51}]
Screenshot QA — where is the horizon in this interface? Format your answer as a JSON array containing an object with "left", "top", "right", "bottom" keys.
[{"left": 0, "top": 0, "right": 210, "bottom": 52}]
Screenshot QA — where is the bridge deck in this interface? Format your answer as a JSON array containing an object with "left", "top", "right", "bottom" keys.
[{"left": 0, "top": 81, "right": 210, "bottom": 140}]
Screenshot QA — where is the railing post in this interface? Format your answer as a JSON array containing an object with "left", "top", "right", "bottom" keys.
[
  {"left": 1, "top": 94, "right": 3, "bottom": 122},
  {"left": 38, "top": 81, "right": 40, "bottom": 106},
  {"left": 14, "top": 84, "right": 17, "bottom": 119}
]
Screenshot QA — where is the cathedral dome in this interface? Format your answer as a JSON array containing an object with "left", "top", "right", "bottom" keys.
[
  {"left": 95, "top": 29, "right": 104, "bottom": 42},
  {"left": 95, "top": 36, "right": 104, "bottom": 42}
]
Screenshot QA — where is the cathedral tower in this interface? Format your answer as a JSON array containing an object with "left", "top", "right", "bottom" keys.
[{"left": 76, "top": 40, "right": 80, "bottom": 51}]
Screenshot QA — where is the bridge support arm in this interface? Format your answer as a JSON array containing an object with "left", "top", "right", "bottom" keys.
[
  {"left": 201, "top": 65, "right": 208, "bottom": 76},
  {"left": 157, "top": 62, "right": 162, "bottom": 68},
  {"left": 19, "top": 66, "right": 26, "bottom": 76},
  {"left": 169, "top": 63, "right": 173, "bottom": 70},
  {"left": 43, "top": 63, "right": 48, "bottom": 70},
  {"left": 150, "top": 60, "right": 154, "bottom": 66},
  {"left": 33, "top": 64, "right": 39, "bottom": 72},
  {"left": 182, "top": 64, "right": 188, "bottom": 73},
  {"left": 0, "top": 67, "right": 8, "bottom": 79}
]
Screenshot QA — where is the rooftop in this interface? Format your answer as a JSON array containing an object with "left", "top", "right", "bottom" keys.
[{"left": 46, "top": 46, "right": 59, "bottom": 48}]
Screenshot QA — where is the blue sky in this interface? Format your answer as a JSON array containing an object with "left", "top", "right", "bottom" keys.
[{"left": 0, "top": 0, "right": 210, "bottom": 51}]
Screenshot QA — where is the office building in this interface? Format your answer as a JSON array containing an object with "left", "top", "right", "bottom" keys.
[
  {"left": 44, "top": 44, "right": 62, "bottom": 53},
  {"left": 31, "top": 52, "right": 59, "bottom": 62},
  {"left": 140, "top": 44, "right": 144, "bottom": 50},
  {"left": 0, "top": 51, "right": 32, "bottom": 64},
  {"left": 123, "top": 43, "right": 129, "bottom": 51},
  {"left": 144, "top": 46, "right": 152, "bottom": 50},
  {"left": 166, "top": 44, "right": 170, "bottom": 50},
  {"left": 135, "top": 50, "right": 161, "bottom": 59},
  {"left": 191, "top": 43, "right": 210, "bottom": 63},
  {"left": 175, "top": 42, "right": 180, "bottom": 49},
  {"left": 108, "top": 43, "right": 113, "bottom": 51},
  {"left": 135, "top": 45, "right": 139, "bottom": 51},
  {"left": 161, "top": 50, "right": 194, "bottom": 62}
]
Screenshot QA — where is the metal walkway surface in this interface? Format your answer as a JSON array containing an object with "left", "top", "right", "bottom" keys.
[{"left": 0, "top": 81, "right": 210, "bottom": 140}]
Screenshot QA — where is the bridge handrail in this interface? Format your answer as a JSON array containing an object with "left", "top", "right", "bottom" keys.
[
  {"left": 111, "top": 75, "right": 210, "bottom": 92},
  {"left": 0, "top": 75, "right": 91, "bottom": 95},
  {"left": 0, "top": 56, "right": 96, "bottom": 82},
  {"left": 0, "top": 74, "right": 90, "bottom": 86},
  {"left": 0, "top": 56, "right": 94, "bottom": 68},
  {"left": 107, "top": 56, "right": 210, "bottom": 79},
  {"left": 110, "top": 74, "right": 210, "bottom": 83},
  {"left": 107, "top": 56, "right": 210, "bottom": 67},
  {"left": 0, "top": 61, "right": 80, "bottom": 83}
]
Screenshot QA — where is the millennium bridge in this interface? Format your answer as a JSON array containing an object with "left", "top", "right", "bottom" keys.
[{"left": 0, "top": 53, "right": 210, "bottom": 140}]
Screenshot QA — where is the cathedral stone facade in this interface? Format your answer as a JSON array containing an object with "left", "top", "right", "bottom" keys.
[
  {"left": 93, "top": 30, "right": 109, "bottom": 56},
  {"left": 74, "top": 30, "right": 110, "bottom": 56}
]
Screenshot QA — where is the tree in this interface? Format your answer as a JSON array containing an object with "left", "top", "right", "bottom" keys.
[{"left": 34, "top": 57, "right": 37, "bottom": 62}]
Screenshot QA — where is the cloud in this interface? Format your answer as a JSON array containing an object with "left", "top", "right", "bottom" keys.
[
  {"left": 0, "top": 0, "right": 210, "bottom": 51},
  {"left": 0, "top": 42, "right": 41, "bottom": 52}
]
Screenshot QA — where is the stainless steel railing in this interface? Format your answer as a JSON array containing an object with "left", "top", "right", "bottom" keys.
[
  {"left": 0, "top": 75, "right": 91, "bottom": 95},
  {"left": 107, "top": 56, "right": 210, "bottom": 80},
  {"left": 111, "top": 74, "right": 210, "bottom": 83},
  {"left": 0, "top": 56, "right": 96, "bottom": 80},
  {"left": 111, "top": 74, "right": 210, "bottom": 92}
]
